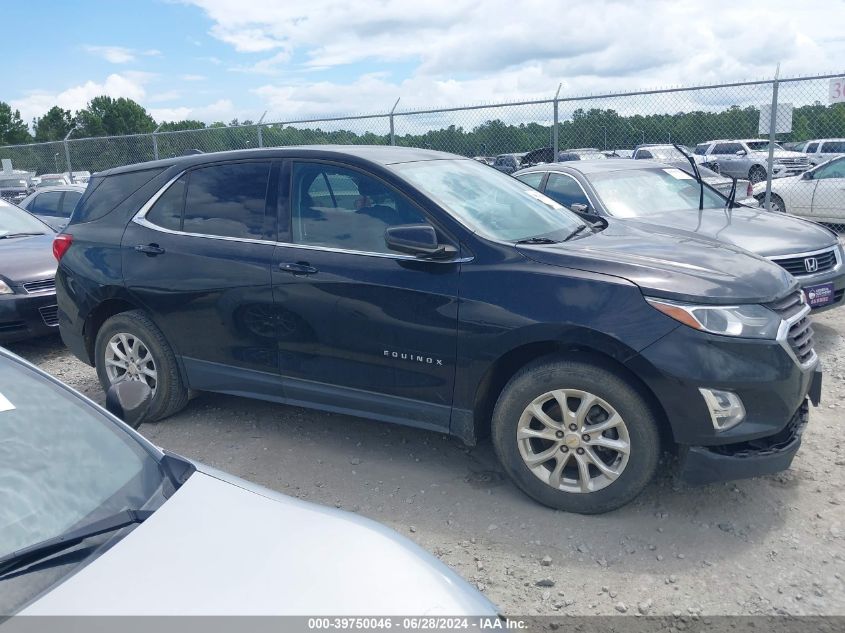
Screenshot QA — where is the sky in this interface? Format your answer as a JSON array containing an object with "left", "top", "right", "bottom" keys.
[{"left": 4, "top": 0, "right": 845, "bottom": 129}]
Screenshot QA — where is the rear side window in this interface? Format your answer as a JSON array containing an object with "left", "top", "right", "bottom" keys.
[
  {"left": 74, "top": 168, "right": 164, "bottom": 224},
  {"left": 182, "top": 162, "right": 271, "bottom": 240},
  {"left": 31, "top": 191, "right": 62, "bottom": 216},
  {"left": 822, "top": 141, "right": 845, "bottom": 153},
  {"left": 146, "top": 175, "right": 187, "bottom": 231},
  {"left": 515, "top": 172, "right": 544, "bottom": 189}
]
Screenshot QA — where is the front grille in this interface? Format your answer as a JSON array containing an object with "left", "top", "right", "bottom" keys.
[
  {"left": 771, "top": 249, "right": 837, "bottom": 276},
  {"left": 39, "top": 305, "right": 59, "bottom": 327},
  {"left": 775, "top": 157, "right": 810, "bottom": 167},
  {"left": 22, "top": 278, "right": 56, "bottom": 293},
  {"left": 766, "top": 290, "right": 815, "bottom": 366}
]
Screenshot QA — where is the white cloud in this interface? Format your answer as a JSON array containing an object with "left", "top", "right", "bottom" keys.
[
  {"left": 84, "top": 45, "right": 161, "bottom": 64},
  {"left": 11, "top": 73, "right": 154, "bottom": 124},
  {"left": 186, "top": 0, "right": 845, "bottom": 86},
  {"left": 150, "top": 99, "right": 237, "bottom": 123}
]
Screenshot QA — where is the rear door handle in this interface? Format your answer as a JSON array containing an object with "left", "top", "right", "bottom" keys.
[
  {"left": 278, "top": 261, "right": 318, "bottom": 275},
  {"left": 135, "top": 243, "right": 165, "bottom": 256}
]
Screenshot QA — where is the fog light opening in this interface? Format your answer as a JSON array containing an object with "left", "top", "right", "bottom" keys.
[{"left": 699, "top": 388, "right": 746, "bottom": 432}]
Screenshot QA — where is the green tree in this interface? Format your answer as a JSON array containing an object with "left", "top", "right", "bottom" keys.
[
  {"left": 33, "top": 106, "right": 74, "bottom": 141},
  {"left": 76, "top": 96, "right": 156, "bottom": 137},
  {"left": 0, "top": 102, "right": 32, "bottom": 145},
  {"left": 158, "top": 119, "right": 206, "bottom": 132}
]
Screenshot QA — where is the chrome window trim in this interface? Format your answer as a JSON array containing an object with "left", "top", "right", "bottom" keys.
[
  {"left": 775, "top": 302, "right": 818, "bottom": 371},
  {"left": 543, "top": 171, "right": 593, "bottom": 208},
  {"left": 131, "top": 169, "right": 473, "bottom": 263},
  {"left": 767, "top": 245, "right": 842, "bottom": 277}
]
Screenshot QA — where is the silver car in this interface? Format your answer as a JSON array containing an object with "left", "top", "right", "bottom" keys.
[
  {"left": 695, "top": 139, "right": 810, "bottom": 183},
  {"left": 799, "top": 138, "right": 845, "bottom": 166},
  {"left": 18, "top": 184, "right": 86, "bottom": 231},
  {"left": 0, "top": 349, "right": 497, "bottom": 616}
]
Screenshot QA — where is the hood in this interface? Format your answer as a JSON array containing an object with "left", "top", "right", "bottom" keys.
[
  {"left": 0, "top": 233, "right": 57, "bottom": 285},
  {"left": 22, "top": 470, "right": 497, "bottom": 616},
  {"left": 618, "top": 207, "right": 838, "bottom": 258},
  {"left": 517, "top": 221, "right": 795, "bottom": 304}
]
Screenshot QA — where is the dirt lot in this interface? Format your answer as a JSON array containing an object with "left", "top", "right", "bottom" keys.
[{"left": 8, "top": 306, "right": 845, "bottom": 618}]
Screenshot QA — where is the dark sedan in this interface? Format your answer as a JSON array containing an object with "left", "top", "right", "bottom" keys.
[
  {"left": 0, "top": 199, "right": 58, "bottom": 341},
  {"left": 514, "top": 159, "right": 845, "bottom": 312}
]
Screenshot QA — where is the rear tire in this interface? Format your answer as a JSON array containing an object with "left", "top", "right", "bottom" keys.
[
  {"left": 95, "top": 310, "right": 188, "bottom": 423},
  {"left": 491, "top": 357, "right": 661, "bottom": 514}
]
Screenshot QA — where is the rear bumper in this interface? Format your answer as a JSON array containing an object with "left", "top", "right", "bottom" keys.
[
  {"left": 679, "top": 398, "right": 810, "bottom": 485},
  {"left": 0, "top": 292, "right": 59, "bottom": 343}
]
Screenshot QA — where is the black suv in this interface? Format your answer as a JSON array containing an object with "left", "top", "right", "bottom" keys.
[{"left": 55, "top": 146, "right": 822, "bottom": 514}]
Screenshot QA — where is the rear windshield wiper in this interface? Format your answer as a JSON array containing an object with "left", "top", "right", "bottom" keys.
[
  {"left": 0, "top": 232, "right": 46, "bottom": 239},
  {"left": 515, "top": 236, "right": 560, "bottom": 244},
  {"left": 0, "top": 509, "right": 153, "bottom": 578}
]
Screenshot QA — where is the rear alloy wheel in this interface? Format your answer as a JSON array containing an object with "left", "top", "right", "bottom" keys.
[
  {"left": 95, "top": 310, "right": 189, "bottom": 423},
  {"left": 492, "top": 358, "right": 660, "bottom": 514}
]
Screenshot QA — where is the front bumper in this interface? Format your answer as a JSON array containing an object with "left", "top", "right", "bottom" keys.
[
  {"left": 0, "top": 291, "right": 59, "bottom": 343},
  {"left": 678, "top": 397, "right": 811, "bottom": 485}
]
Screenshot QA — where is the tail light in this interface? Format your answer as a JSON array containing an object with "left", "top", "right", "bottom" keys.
[
  {"left": 746, "top": 181, "right": 753, "bottom": 197},
  {"left": 53, "top": 234, "right": 73, "bottom": 261}
]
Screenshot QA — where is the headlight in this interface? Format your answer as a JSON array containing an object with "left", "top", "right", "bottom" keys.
[
  {"left": 0, "top": 280, "right": 13, "bottom": 295},
  {"left": 646, "top": 298, "right": 781, "bottom": 339}
]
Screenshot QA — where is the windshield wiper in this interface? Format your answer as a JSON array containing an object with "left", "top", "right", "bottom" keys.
[
  {"left": 674, "top": 143, "right": 704, "bottom": 211},
  {"left": 0, "top": 232, "right": 46, "bottom": 240},
  {"left": 562, "top": 224, "right": 589, "bottom": 242},
  {"left": 0, "top": 509, "right": 153, "bottom": 578},
  {"left": 515, "top": 236, "right": 560, "bottom": 244}
]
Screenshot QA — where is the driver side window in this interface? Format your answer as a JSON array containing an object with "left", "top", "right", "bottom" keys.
[{"left": 290, "top": 163, "right": 428, "bottom": 254}]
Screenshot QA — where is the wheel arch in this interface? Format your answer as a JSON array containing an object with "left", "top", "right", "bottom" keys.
[{"left": 466, "top": 335, "right": 672, "bottom": 447}]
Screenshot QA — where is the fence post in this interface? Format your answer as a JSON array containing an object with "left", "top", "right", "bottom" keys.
[
  {"left": 763, "top": 64, "right": 780, "bottom": 212},
  {"left": 552, "top": 83, "right": 562, "bottom": 159},
  {"left": 152, "top": 123, "right": 162, "bottom": 160},
  {"left": 389, "top": 98, "right": 401, "bottom": 146},
  {"left": 257, "top": 111, "right": 267, "bottom": 148},
  {"left": 63, "top": 125, "right": 79, "bottom": 182}
]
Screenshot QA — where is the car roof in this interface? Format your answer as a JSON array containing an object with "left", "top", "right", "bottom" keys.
[
  {"left": 28, "top": 184, "right": 86, "bottom": 193},
  {"left": 96, "top": 146, "right": 465, "bottom": 178},
  {"left": 517, "top": 158, "right": 669, "bottom": 175}
]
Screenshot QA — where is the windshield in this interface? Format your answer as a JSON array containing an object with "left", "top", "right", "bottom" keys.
[
  {"left": 38, "top": 179, "right": 65, "bottom": 187},
  {"left": 394, "top": 159, "right": 586, "bottom": 241},
  {"left": 0, "top": 358, "right": 164, "bottom": 560},
  {"left": 0, "top": 179, "right": 28, "bottom": 188},
  {"left": 745, "top": 141, "right": 784, "bottom": 152},
  {"left": 0, "top": 200, "right": 51, "bottom": 234},
  {"left": 642, "top": 146, "right": 689, "bottom": 162},
  {"left": 589, "top": 168, "right": 726, "bottom": 217}
]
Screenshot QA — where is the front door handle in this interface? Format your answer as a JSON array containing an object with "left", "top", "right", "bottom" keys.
[
  {"left": 135, "top": 243, "right": 165, "bottom": 256},
  {"left": 278, "top": 261, "right": 318, "bottom": 275}
]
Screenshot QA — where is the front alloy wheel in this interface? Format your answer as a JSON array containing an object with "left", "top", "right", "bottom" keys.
[{"left": 517, "top": 389, "right": 630, "bottom": 493}]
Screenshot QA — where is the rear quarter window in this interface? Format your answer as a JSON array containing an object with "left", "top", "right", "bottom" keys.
[{"left": 72, "top": 168, "right": 165, "bottom": 224}]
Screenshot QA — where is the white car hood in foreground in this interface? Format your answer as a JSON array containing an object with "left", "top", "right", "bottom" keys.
[{"left": 22, "top": 470, "right": 497, "bottom": 616}]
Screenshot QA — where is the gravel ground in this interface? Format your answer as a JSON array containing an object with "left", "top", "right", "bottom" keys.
[{"left": 7, "top": 307, "right": 845, "bottom": 618}]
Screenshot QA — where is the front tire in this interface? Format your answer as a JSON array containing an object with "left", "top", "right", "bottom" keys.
[
  {"left": 491, "top": 357, "right": 661, "bottom": 514},
  {"left": 749, "top": 165, "right": 767, "bottom": 184},
  {"left": 95, "top": 310, "right": 189, "bottom": 423}
]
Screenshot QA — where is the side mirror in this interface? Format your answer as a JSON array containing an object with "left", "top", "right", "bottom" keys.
[
  {"left": 106, "top": 380, "right": 152, "bottom": 429},
  {"left": 384, "top": 224, "right": 455, "bottom": 259},
  {"left": 802, "top": 170, "right": 814, "bottom": 180},
  {"left": 570, "top": 203, "right": 593, "bottom": 215}
]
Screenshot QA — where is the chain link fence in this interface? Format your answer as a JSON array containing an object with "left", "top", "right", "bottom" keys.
[{"left": 1, "top": 73, "right": 843, "bottom": 232}]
